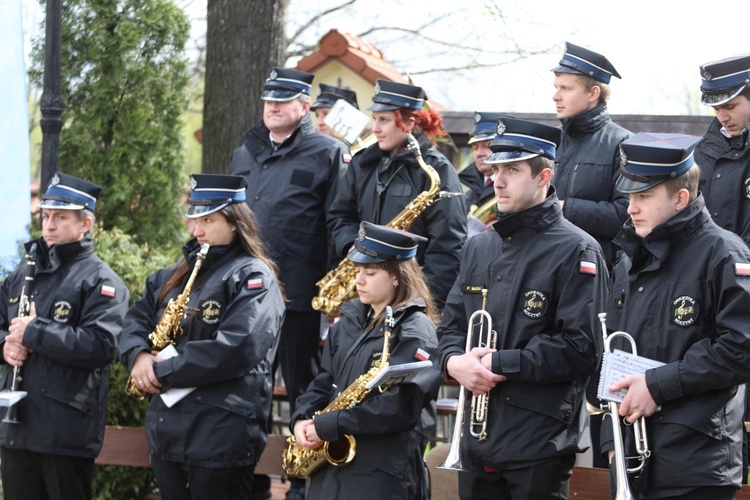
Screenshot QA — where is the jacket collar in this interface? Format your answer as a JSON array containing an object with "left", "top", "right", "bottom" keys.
[
  {"left": 615, "top": 195, "right": 711, "bottom": 267},
  {"left": 340, "top": 297, "right": 428, "bottom": 328},
  {"left": 31, "top": 236, "right": 95, "bottom": 273},
  {"left": 492, "top": 187, "right": 563, "bottom": 239},
  {"left": 358, "top": 132, "right": 433, "bottom": 170},
  {"left": 560, "top": 103, "right": 611, "bottom": 136},
  {"left": 245, "top": 113, "right": 316, "bottom": 153}
]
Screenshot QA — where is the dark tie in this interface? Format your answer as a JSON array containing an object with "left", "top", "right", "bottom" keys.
[{"left": 485, "top": 177, "right": 493, "bottom": 187}]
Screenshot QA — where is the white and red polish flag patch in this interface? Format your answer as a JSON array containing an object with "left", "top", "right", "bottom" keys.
[
  {"left": 414, "top": 348, "right": 430, "bottom": 361},
  {"left": 247, "top": 278, "right": 263, "bottom": 290},
  {"left": 579, "top": 260, "right": 597, "bottom": 275},
  {"left": 735, "top": 263, "right": 750, "bottom": 276},
  {"left": 100, "top": 285, "right": 116, "bottom": 297}
]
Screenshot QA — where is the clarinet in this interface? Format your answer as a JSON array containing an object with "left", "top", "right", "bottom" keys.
[{"left": 3, "top": 243, "right": 37, "bottom": 424}]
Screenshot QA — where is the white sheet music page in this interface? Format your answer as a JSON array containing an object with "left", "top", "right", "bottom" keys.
[{"left": 597, "top": 349, "right": 665, "bottom": 403}]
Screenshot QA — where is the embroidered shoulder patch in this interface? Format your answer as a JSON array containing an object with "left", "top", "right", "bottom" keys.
[
  {"left": 247, "top": 278, "right": 264, "bottom": 290},
  {"left": 100, "top": 285, "right": 116, "bottom": 298},
  {"left": 579, "top": 260, "right": 597, "bottom": 275},
  {"left": 735, "top": 263, "right": 750, "bottom": 276},
  {"left": 414, "top": 348, "right": 430, "bottom": 361}
]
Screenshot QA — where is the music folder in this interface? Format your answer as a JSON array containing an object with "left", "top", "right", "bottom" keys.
[
  {"left": 0, "top": 391, "right": 27, "bottom": 407},
  {"left": 365, "top": 360, "right": 432, "bottom": 390},
  {"left": 157, "top": 344, "right": 196, "bottom": 408},
  {"left": 597, "top": 349, "right": 665, "bottom": 403}
]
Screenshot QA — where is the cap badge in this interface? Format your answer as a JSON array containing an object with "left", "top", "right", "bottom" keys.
[
  {"left": 51, "top": 173, "right": 60, "bottom": 186},
  {"left": 475, "top": 112, "right": 482, "bottom": 124},
  {"left": 269, "top": 69, "right": 278, "bottom": 80},
  {"left": 496, "top": 119, "right": 506, "bottom": 136},
  {"left": 620, "top": 147, "right": 628, "bottom": 166},
  {"left": 701, "top": 68, "right": 712, "bottom": 81},
  {"left": 374, "top": 83, "right": 380, "bottom": 94},
  {"left": 358, "top": 224, "right": 366, "bottom": 241},
  {"left": 190, "top": 177, "right": 197, "bottom": 189}
]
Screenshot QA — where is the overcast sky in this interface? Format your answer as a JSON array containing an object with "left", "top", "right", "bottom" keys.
[{"left": 23, "top": 0, "right": 750, "bottom": 117}]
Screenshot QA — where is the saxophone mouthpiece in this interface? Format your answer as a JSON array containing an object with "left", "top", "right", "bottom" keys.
[
  {"left": 199, "top": 243, "right": 210, "bottom": 255},
  {"left": 406, "top": 134, "right": 422, "bottom": 158},
  {"left": 385, "top": 305, "right": 394, "bottom": 328}
]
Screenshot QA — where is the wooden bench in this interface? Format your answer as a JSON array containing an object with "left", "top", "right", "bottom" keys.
[
  {"left": 96, "top": 426, "right": 288, "bottom": 476},
  {"left": 568, "top": 466, "right": 750, "bottom": 499}
]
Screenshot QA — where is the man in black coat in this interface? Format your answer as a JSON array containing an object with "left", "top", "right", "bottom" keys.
[
  {"left": 460, "top": 111, "right": 501, "bottom": 237},
  {"left": 551, "top": 42, "right": 632, "bottom": 269},
  {"left": 694, "top": 53, "right": 750, "bottom": 485},
  {"left": 439, "top": 118, "right": 606, "bottom": 499},
  {"left": 602, "top": 133, "right": 750, "bottom": 498},
  {"left": 0, "top": 173, "right": 129, "bottom": 499},
  {"left": 227, "top": 66, "right": 347, "bottom": 500}
]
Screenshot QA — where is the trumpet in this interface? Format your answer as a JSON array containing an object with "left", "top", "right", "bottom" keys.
[
  {"left": 598, "top": 312, "right": 651, "bottom": 500},
  {"left": 439, "top": 289, "right": 496, "bottom": 471},
  {"left": 2, "top": 243, "right": 37, "bottom": 424}
]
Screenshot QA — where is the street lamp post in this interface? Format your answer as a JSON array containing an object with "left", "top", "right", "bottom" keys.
[{"left": 39, "top": 0, "right": 62, "bottom": 192}]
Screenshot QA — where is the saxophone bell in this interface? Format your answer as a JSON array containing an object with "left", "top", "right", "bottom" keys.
[{"left": 283, "top": 306, "right": 395, "bottom": 478}]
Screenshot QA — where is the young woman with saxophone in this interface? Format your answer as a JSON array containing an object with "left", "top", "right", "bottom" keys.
[
  {"left": 118, "top": 174, "right": 285, "bottom": 500},
  {"left": 327, "top": 79, "right": 467, "bottom": 310},
  {"left": 290, "top": 222, "right": 443, "bottom": 499}
]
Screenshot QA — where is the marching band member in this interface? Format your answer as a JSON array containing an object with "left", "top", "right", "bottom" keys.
[
  {"left": 119, "top": 174, "right": 285, "bottom": 500},
  {"left": 438, "top": 118, "right": 606, "bottom": 500},
  {"left": 601, "top": 133, "right": 750, "bottom": 499},
  {"left": 0, "top": 173, "right": 129, "bottom": 499},
  {"left": 328, "top": 79, "right": 467, "bottom": 308},
  {"left": 291, "top": 222, "right": 442, "bottom": 499}
]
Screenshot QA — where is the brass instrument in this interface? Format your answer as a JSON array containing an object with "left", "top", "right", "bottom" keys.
[
  {"left": 347, "top": 133, "right": 378, "bottom": 155},
  {"left": 598, "top": 312, "right": 650, "bottom": 500},
  {"left": 283, "top": 306, "right": 395, "bottom": 478},
  {"left": 467, "top": 197, "right": 497, "bottom": 226},
  {"left": 312, "top": 133, "right": 452, "bottom": 318},
  {"left": 2, "top": 243, "right": 37, "bottom": 424},
  {"left": 125, "top": 243, "right": 209, "bottom": 400},
  {"left": 439, "top": 289, "right": 496, "bottom": 470}
]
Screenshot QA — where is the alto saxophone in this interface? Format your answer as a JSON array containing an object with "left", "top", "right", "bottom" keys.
[
  {"left": 312, "top": 134, "right": 450, "bottom": 318},
  {"left": 282, "top": 307, "right": 395, "bottom": 478},
  {"left": 125, "top": 243, "right": 209, "bottom": 400}
]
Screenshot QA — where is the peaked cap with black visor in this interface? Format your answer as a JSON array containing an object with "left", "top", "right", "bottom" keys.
[
  {"left": 615, "top": 132, "right": 702, "bottom": 194},
  {"left": 186, "top": 174, "right": 247, "bottom": 218},
  {"left": 347, "top": 221, "right": 427, "bottom": 264},
  {"left": 552, "top": 42, "right": 621, "bottom": 84},
  {"left": 39, "top": 172, "right": 102, "bottom": 211},
  {"left": 485, "top": 117, "right": 562, "bottom": 164}
]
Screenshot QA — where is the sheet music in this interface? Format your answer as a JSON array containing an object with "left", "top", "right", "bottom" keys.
[
  {"left": 597, "top": 349, "right": 665, "bottom": 403},
  {"left": 157, "top": 344, "right": 197, "bottom": 408},
  {"left": 365, "top": 360, "right": 432, "bottom": 390},
  {"left": 0, "top": 391, "right": 27, "bottom": 407}
]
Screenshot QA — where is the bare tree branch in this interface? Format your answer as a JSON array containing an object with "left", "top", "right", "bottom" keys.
[{"left": 286, "top": 0, "right": 357, "bottom": 50}]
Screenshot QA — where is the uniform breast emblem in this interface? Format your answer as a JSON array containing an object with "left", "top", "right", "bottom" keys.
[
  {"left": 53, "top": 301, "right": 72, "bottom": 323},
  {"left": 672, "top": 295, "right": 698, "bottom": 327},
  {"left": 201, "top": 300, "right": 221, "bottom": 324},
  {"left": 521, "top": 289, "right": 548, "bottom": 319}
]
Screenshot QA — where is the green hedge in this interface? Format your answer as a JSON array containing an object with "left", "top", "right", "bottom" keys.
[{"left": 92, "top": 227, "right": 183, "bottom": 499}]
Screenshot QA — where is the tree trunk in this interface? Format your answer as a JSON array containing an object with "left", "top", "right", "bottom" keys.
[{"left": 202, "top": 0, "right": 289, "bottom": 174}]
